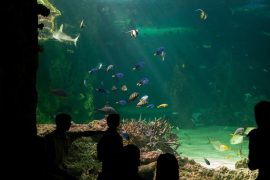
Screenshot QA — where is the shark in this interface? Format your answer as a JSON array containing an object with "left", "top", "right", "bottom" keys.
[{"left": 52, "top": 24, "right": 80, "bottom": 46}]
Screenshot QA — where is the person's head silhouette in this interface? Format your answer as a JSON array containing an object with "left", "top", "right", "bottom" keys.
[
  {"left": 106, "top": 113, "right": 120, "bottom": 129},
  {"left": 156, "top": 153, "right": 179, "bottom": 180},
  {"left": 55, "top": 113, "right": 72, "bottom": 132},
  {"left": 254, "top": 101, "right": 270, "bottom": 129},
  {"left": 123, "top": 144, "right": 141, "bottom": 168}
]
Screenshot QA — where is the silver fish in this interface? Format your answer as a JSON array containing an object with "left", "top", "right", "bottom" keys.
[
  {"left": 106, "top": 65, "right": 114, "bottom": 72},
  {"left": 126, "top": 29, "right": 139, "bottom": 38},
  {"left": 233, "top": 127, "right": 244, "bottom": 135},
  {"left": 96, "top": 105, "right": 117, "bottom": 114},
  {"left": 230, "top": 134, "right": 244, "bottom": 145},
  {"left": 80, "top": 19, "right": 85, "bottom": 29}
]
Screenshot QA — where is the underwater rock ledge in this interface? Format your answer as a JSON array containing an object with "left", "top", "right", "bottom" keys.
[{"left": 37, "top": 122, "right": 258, "bottom": 180}]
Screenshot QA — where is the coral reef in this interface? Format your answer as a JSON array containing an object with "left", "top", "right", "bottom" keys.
[
  {"left": 235, "top": 158, "right": 248, "bottom": 169},
  {"left": 120, "top": 118, "right": 180, "bottom": 154},
  {"left": 178, "top": 157, "right": 258, "bottom": 180},
  {"left": 140, "top": 151, "right": 162, "bottom": 165},
  {"left": 37, "top": 120, "right": 258, "bottom": 179}
]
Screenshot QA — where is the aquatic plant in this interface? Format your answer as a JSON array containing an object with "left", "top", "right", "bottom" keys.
[
  {"left": 36, "top": 104, "right": 55, "bottom": 123},
  {"left": 120, "top": 118, "right": 180, "bottom": 154},
  {"left": 36, "top": 73, "right": 60, "bottom": 123},
  {"left": 64, "top": 137, "right": 101, "bottom": 180},
  {"left": 83, "top": 93, "right": 94, "bottom": 118},
  {"left": 37, "top": 35, "right": 97, "bottom": 123}
]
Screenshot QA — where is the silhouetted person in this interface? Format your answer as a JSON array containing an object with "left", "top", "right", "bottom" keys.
[
  {"left": 155, "top": 153, "right": 179, "bottom": 180},
  {"left": 97, "top": 113, "right": 123, "bottom": 180},
  {"left": 248, "top": 101, "right": 270, "bottom": 180},
  {"left": 121, "top": 144, "right": 145, "bottom": 180},
  {"left": 45, "top": 113, "right": 104, "bottom": 180}
]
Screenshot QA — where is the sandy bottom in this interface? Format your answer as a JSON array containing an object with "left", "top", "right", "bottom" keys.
[{"left": 176, "top": 126, "right": 249, "bottom": 170}]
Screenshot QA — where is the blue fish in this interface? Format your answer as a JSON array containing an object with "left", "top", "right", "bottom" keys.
[
  {"left": 96, "top": 88, "right": 108, "bottom": 94},
  {"left": 154, "top": 47, "right": 166, "bottom": 61},
  {"left": 116, "top": 100, "right": 127, "bottom": 105},
  {"left": 112, "top": 72, "right": 124, "bottom": 79},
  {"left": 88, "top": 67, "right": 99, "bottom": 74},
  {"left": 137, "top": 77, "right": 149, "bottom": 86},
  {"left": 132, "top": 61, "right": 145, "bottom": 70},
  {"left": 121, "top": 132, "right": 130, "bottom": 140},
  {"left": 147, "top": 104, "right": 155, "bottom": 108},
  {"left": 154, "top": 47, "right": 165, "bottom": 55}
]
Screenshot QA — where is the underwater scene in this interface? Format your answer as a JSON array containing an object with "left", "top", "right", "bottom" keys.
[{"left": 37, "top": 0, "right": 270, "bottom": 179}]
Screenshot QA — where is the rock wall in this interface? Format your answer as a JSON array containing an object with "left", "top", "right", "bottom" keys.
[{"left": 1, "top": 1, "right": 41, "bottom": 178}]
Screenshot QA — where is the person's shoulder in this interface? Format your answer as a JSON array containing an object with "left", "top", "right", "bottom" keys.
[
  {"left": 45, "top": 130, "right": 56, "bottom": 139},
  {"left": 247, "top": 128, "right": 258, "bottom": 137}
]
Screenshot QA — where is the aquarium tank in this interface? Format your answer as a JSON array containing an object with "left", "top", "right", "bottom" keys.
[{"left": 37, "top": 0, "right": 269, "bottom": 179}]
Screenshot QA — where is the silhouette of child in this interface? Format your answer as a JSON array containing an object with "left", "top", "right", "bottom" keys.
[
  {"left": 155, "top": 153, "right": 179, "bottom": 180},
  {"left": 121, "top": 144, "right": 145, "bottom": 180},
  {"left": 45, "top": 113, "right": 104, "bottom": 180},
  {"left": 248, "top": 101, "right": 270, "bottom": 180},
  {"left": 97, "top": 113, "right": 123, "bottom": 180}
]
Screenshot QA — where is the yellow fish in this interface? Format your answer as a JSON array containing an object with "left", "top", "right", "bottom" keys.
[
  {"left": 219, "top": 144, "right": 230, "bottom": 151},
  {"left": 157, "top": 104, "right": 168, "bottom": 108},
  {"left": 226, "top": 155, "right": 233, "bottom": 159},
  {"left": 209, "top": 138, "right": 230, "bottom": 151}
]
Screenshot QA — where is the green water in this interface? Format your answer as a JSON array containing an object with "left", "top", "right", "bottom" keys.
[{"left": 37, "top": 0, "right": 270, "bottom": 128}]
